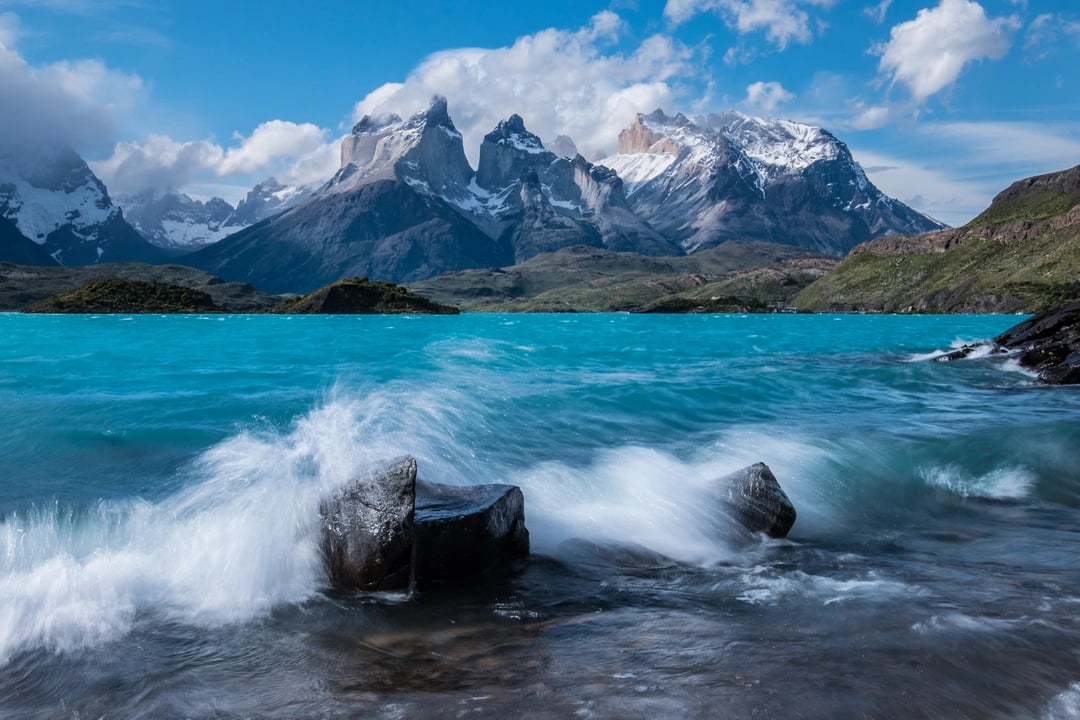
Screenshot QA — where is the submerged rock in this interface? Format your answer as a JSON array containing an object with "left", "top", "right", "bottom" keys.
[
  {"left": 318, "top": 457, "right": 529, "bottom": 591},
  {"left": 414, "top": 480, "right": 530, "bottom": 584},
  {"left": 716, "top": 462, "right": 797, "bottom": 538},
  {"left": 937, "top": 301, "right": 1080, "bottom": 384}
]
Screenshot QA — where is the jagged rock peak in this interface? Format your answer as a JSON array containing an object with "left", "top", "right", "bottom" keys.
[
  {"left": 476, "top": 114, "right": 554, "bottom": 191},
  {"left": 332, "top": 96, "right": 472, "bottom": 201},
  {"left": 617, "top": 112, "right": 683, "bottom": 156},
  {"left": 485, "top": 114, "right": 546, "bottom": 154},
  {"left": 351, "top": 113, "right": 403, "bottom": 135},
  {"left": 422, "top": 95, "right": 454, "bottom": 128}
]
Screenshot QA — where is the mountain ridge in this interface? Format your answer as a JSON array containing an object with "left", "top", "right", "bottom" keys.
[{"left": 795, "top": 163, "right": 1080, "bottom": 313}]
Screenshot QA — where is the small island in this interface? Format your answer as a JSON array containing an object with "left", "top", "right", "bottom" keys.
[
  {"left": 18, "top": 275, "right": 461, "bottom": 315},
  {"left": 22, "top": 278, "right": 226, "bottom": 314},
  {"left": 269, "top": 277, "right": 459, "bottom": 315}
]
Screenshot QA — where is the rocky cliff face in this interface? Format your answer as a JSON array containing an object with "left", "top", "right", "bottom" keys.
[
  {"left": 0, "top": 147, "right": 164, "bottom": 265},
  {"left": 228, "top": 178, "right": 316, "bottom": 227},
  {"left": 601, "top": 110, "right": 945, "bottom": 256},
  {"left": 187, "top": 99, "right": 511, "bottom": 293},
  {"left": 468, "top": 114, "right": 679, "bottom": 261}
]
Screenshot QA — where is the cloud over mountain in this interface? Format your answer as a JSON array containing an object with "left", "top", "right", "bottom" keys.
[
  {"left": 0, "top": 15, "right": 144, "bottom": 158},
  {"left": 352, "top": 11, "right": 698, "bottom": 164}
]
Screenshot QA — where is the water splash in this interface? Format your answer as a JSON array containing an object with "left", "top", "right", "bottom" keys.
[{"left": 920, "top": 464, "right": 1036, "bottom": 500}]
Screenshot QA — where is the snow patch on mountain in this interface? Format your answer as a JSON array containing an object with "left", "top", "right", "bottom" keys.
[
  {"left": 0, "top": 151, "right": 117, "bottom": 244},
  {"left": 599, "top": 153, "right": 677, "bottom": 196}
]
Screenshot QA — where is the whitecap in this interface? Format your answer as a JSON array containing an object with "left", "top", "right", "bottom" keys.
[
  {"left": 920, "top": 464, "right": 1035, "bottom": 500},
  {"left": 1044, "top": 682, "right": 1080, "bottom": 720},
  {"left": 734, "top": 568, "right": 922, "bottom": 606},
  {"left": 911, "top": 612, "right": 1021, "bottom": 634}
]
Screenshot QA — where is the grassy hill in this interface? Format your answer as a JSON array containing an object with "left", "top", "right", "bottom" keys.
[
  {"left": 795, "top": 164, "right": 1080, "bottom": 313},
  {"left": 408, "top": 241, "right": 837, "bottom": 312}
]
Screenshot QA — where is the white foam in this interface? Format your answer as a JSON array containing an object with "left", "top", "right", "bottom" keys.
[
  {"left": 1045, "top": 682, "right": 1080, "bottom": 720},
  {"left": 735, "top": 568, "right": 921, "bottom": 606},
  {"left": 911, "top": 612, "right": 1021, "bottom": 634},
  {"left": 0, "top": 397, "right": 397, "bottom": 663},
  {"left": 921, "top": 464, "right": 1035, "bottom": 500}
]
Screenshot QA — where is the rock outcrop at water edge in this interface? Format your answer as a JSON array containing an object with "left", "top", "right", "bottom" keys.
[
  {"left": 319, "top": 456, "right": 530, "bottom": 591},
  {"left": 939, "top": 301, "right": 1080, "bottom": 385}
]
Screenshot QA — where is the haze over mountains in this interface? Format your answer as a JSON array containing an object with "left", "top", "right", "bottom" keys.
[{"left": 1, "top": 98, "right": 944, "bottom": 292}]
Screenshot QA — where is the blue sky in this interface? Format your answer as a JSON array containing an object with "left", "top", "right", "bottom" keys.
[{"left": 1, "top": 0, "right": 1078, "bottom": 226}]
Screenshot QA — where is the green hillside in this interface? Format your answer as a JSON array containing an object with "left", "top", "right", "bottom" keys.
[
  {"left": 795, "top": 165, "right": 1080, "bottom": 313},
  {"left": 409, "top": 242, "right": 836, "bottom": 312}
]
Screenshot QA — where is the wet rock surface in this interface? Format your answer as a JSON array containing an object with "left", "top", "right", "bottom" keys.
[
  {"left": 319, "top": 457, "right": 529, "bottom": 591},
  {"left": 716, "top": 462, "right": 798, "bottom": 538},
  {"left": 938, "top": 302, "right": 1080, "bottom": 385},
  {"left": 414, "top": 480, "right": 530, "bottom": 585}
]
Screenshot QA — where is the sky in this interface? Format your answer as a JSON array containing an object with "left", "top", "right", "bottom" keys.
[{"left": 1, "top": 0, "right": 1078, "bottom": 227}]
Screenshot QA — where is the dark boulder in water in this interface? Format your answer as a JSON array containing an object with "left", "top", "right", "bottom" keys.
[
  {"left": 319, "top": 456, "right": 417, "bottom": 591},
  {"left": 414, "top": 480, "right": 530, "bottom": 585},
  {"left": 716, "top": 462, "right": 797, "bottom": 538},
  {"left": 319, "top": 457, "right": 530, "bottom": 591},
  {"left": 938, "top": 301, "right": 1080, "bottom": 384}
]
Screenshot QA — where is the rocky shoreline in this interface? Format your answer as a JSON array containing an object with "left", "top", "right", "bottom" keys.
[{"left": 938, "top": 301, "right": 1080, "bottom": 385}]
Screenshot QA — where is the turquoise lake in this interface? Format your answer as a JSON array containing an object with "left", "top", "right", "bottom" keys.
[{"left": 2, "top": 312, "right": 1079, "bottom": 718}]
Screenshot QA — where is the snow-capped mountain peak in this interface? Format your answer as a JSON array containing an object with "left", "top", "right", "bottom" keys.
[
  {"left": 0, "top": 147, "right": 118, "bottom": 244},
  {"left": 600, "top": 108, "right": 945, "bottom": 255},
  {"left": 704, "top": 111, "right": 841, "bottom": 175},
  {"left": 334, "top": 96, "right": 471, "bottom": 200},
  {"left": 0, "top": 146, "right": 163, "bottom": 265}
]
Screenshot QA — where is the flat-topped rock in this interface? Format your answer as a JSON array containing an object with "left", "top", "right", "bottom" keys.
[{"left": 414, "top": 480, "right": 530, "bottom": 584}]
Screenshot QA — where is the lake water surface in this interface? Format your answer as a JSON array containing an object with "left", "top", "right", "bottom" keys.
[{"left": 2, "top": 313, "right": 1079, "bottom": 719}]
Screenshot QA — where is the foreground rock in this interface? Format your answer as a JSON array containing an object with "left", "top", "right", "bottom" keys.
[
  {"left": 319, "top": 457, "right": 529, "bottom": 591},
  {"left": 320, "top": 457, "right": 417, "bottom": 591},
  {"left": 414, "top": 480, "right": 530, "bottom": 583},
  {"left": 716, "top": 462, "right": 797, "bottom": 538},
  {"left": 938, "top": 301, "right": 1080, "bottom": 384},
  {"left": 271, "top": 276, "right": 459, "bottom": 314}
]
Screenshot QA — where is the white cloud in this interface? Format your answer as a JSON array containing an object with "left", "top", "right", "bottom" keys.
[
  {"left": 850, "top": 104, "right": 894, "bottom": 130},
  {"left": 849, "top": 147, "right": 989, "bottom": 226},
  {"left": 664, "top": 0, "right": 837, "bottom": 49},
  {"left": 875, "top": 0, "right": 1019, "bottom": 103},
  {"left": 219, "top": 121, "right": 329, "bottom": 176},
  {"left": 851, "top": 120, "right": 1080, "bottom": 226},
  {"left": 863, "top": 0, "right": 892, "bottom": 24},
  {"left": 0, "top": 24, "right": 144, "bottom": 158},
  {"left": 93, "top": 122, "right": 340, "bottom": 197},
  {"left": 353, "top": 12, "right": 698, "bottom": 163},
  {"left": 1024, "top": 13, "right": 1080, "bottom": 59},
  {"left": 92, "top": 135, "right": 224, "bottom": 195},
  {"left": 0, "top": 12, "right": 19, "bottom": 49},
  {"left": 742, "top": 81, "right": 793, "bottom": 113}
]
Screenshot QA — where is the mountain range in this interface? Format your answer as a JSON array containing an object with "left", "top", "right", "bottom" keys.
[{"left": 1, "top": 98, "right": 944, "bottom": 293}]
